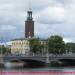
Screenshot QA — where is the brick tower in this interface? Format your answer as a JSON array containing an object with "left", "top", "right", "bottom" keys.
[{"left": 25, "top": 10, "right": 34, "bottom": 38}]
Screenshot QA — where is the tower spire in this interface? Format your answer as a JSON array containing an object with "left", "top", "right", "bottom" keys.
[
  {"left": 27, "top": 0, "right": 33, "bottom": 21},
  {"left": 28, "top": 0, "right": 32, "bottom": 11},
  {"left": 25, "top": 0, "right": 34, "bottom": 38}
]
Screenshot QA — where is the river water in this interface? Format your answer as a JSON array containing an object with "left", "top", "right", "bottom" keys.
[
  {"left": 1, "top": 67, "right": 75, "bottom": 75},
  {"left": 0, "top": 62, "right": 75, "bottom": 75}
]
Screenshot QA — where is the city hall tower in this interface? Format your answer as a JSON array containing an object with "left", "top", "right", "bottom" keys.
[{"left": 25, "top": 9, "right": 34, "bottom": 38}]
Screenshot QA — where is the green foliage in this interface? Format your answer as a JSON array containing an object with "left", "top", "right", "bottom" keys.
[
  {"left": 66, "top": 43, "right": 75, "bottom": 53},
  {"left": 0, "top": 45, "right": 7, "bottom": 54},
  {"left": 48, "top": 35, "right": 65, "bottom": 54},
  {"left": 29, "top": 38, "right": 43, "bottom": 53}
]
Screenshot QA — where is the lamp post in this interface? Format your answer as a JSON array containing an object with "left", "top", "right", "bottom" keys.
[
  {"left": 46, "top": 42, "right": 50, "bottom": 64},
  {"left": 0, "top": 37, "right": 3, "bottom": 64},
  {"left": 0, "top": 37, "right": 4, "bottom": 75}
]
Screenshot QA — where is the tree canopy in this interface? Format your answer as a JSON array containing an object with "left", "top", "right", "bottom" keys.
[
  {"left": 48, "top": 35, "right": 65, "bottom": 54},
  {"left": 29, "top": 38, "right": 43, "bottom": 53},
  {"left": 0, "top": 45, "right": 7, "bottom": 54},
  {"left": 66, "top": 43, "right": 75, "bottom": 53}
]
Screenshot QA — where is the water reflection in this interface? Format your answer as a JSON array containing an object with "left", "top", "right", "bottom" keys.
[
  {"left": 1, "top": 62, "right": 75, "bottom": 75},
  {"left": 1, "top": 68, "right": 75, "bottom": 75},
  {"left": 4, "top": 61, "right": 25, "bottom": 68}
]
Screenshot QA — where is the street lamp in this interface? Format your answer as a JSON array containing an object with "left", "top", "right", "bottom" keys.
[
  {"left": 0, "top": 37, "right": 3, "bottom": 57},
  {"left": 46, "top": 42, "right": 50, "bottom": 64},
  {"left": 0, "top": 37, "right": 4, "bottom": 64}
]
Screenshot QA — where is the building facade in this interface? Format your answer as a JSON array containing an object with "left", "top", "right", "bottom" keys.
[
  {"left": 11, "top": 39, "right": 30, "bottom": 54},
  {"left": 11, "top": 39, "right": 47, "bottom": 54}
]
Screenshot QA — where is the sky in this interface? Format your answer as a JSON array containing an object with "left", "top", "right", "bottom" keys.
[{"left": 0, "top": 0, "right": 75, "bottom": 43}]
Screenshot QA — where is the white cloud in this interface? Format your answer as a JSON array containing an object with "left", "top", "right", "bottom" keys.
[
  {"left": 0, "top": 0, "right": 75, "bottom": 43},
  {"left": 35, "top": 6, "right": 65, "bottom": 24},
  {"left": 1, "top": 25, "right": 16, "bottom": 31},
  {"left": 63, "top": 38, "right": 73, "bottom": 43}
]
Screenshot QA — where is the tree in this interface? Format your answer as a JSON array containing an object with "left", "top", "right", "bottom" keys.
[
  {"left": 66, "top": 43, "right": 75, "bottom": 53},
  {"left": 48, "top": 35, "right": 65, "bottom": 54},
  {"left": 29, "top": 38, "right": 43, "bottom": 53},
  {"left": 0, "top": 45, "right": 7, "bottom": 54}
]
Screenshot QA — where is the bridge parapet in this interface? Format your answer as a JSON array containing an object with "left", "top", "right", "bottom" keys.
[{"left": 1, "top": 54, "right": 75, "bottom": 63}]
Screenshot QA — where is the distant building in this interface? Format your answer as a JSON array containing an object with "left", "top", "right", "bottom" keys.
[
  {"left": 11, "top": 38, "right": 47, "bottom": 54},
  {"left": 11, "top": 8, "right": 47, "bottom": 54},
  {"left": 25, "top": 10, "right": 34, "bottom": 38},
  {"left": 11, "top": 38, "right": 30, "bottom": 54},
  {"left": 11, "top": 8, "right": 35, "bottom": 54}
]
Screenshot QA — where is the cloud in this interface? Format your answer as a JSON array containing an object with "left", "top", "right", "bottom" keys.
[
  {"left": 63, "top": 38, "right": 73, "bottom": 43},
  {"left": 0, "top": 0, "right": 75, "bottom": 43},
  {"left": 35, "top": 6, "right": 65, "bottom": 24},
  {"left": 1, "top": 25, "right": 16, "bottom": 31}
]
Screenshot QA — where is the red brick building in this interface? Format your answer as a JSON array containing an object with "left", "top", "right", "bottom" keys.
[{"left": 25, "top": 11, "right": 34, "bottom": 38}]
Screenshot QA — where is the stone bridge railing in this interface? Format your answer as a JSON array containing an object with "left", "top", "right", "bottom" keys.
[{"left": 1, "top": 54, "right": 75, "bottom": 63}]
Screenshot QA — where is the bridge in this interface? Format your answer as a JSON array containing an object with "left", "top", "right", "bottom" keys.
[
  {"left": 1, "top": 54, "right": 75, "bottom": 64},
  {"left": 0, "top": 54, "right": 48, "bottom": 64}
]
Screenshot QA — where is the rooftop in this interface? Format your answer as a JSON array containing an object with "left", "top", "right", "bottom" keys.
[{"left": 11, "top": 38, "right": 47, "bottom": 41}]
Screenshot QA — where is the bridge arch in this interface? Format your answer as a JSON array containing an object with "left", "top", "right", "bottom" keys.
[{"left": 4, "top": 57, "right": 46, "bottom": 67}]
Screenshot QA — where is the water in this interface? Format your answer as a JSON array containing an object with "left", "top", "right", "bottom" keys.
[
  {"left": 1, "top": 67, "right": 75, "bottom": 75},
  {"left": 0, "top": 62, "right": 75, "bottom": 75}
]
